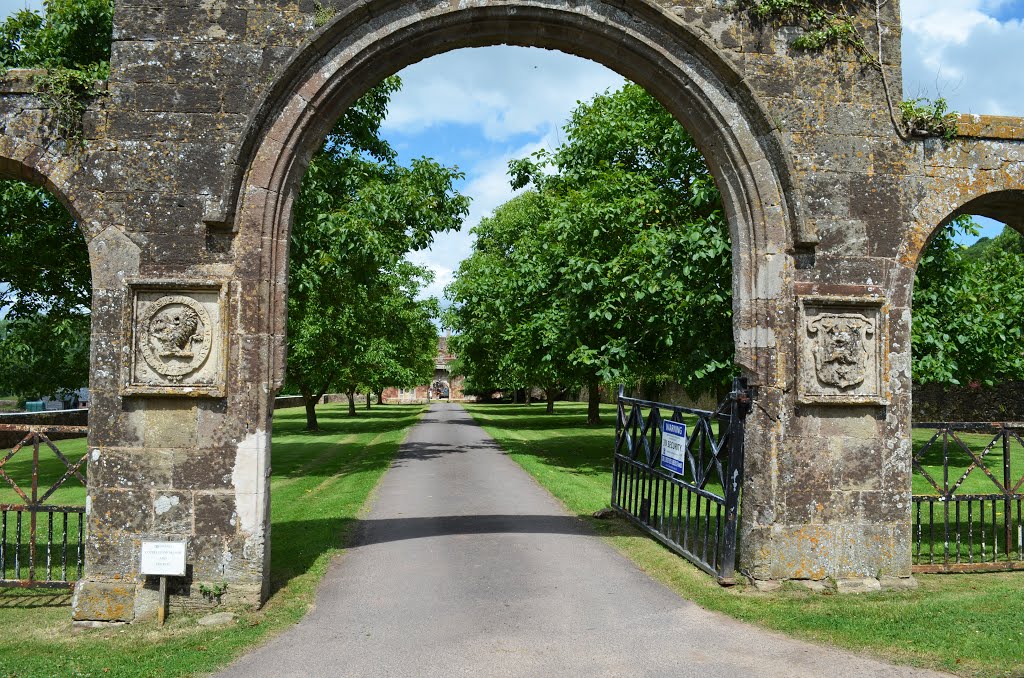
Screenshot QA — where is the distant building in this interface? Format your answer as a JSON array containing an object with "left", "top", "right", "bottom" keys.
[{"left": 382, "top": 336, "right": 466, "bottom": 403}]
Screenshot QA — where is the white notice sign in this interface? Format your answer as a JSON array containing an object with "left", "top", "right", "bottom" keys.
[
  {"left": 660, "top": 420, "right": 687, "bottom": 475},
  {"left": 140, "top": 541, "right": 187, "bottom": 576}
]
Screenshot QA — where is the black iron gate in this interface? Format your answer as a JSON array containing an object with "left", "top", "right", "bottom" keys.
[
  {"left": 0, "top": 425, "right": 87, "bottom": 588},
  {"left": 912, "top": 421, "right": 1024, "bottom": 573},
  {"left": 611, "top": 378, "right": 750, "bottom": 583}
]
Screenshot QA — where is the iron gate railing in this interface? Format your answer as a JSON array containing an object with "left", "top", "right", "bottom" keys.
[
  {"left": 912, "top": 421, "right": 1024, "bottom": 573},
  {"left": 611, "top": 378, "right": 750, "bottom": 583},
  {"left": 0, "top": 424, "right": 87, "bottom": 588}
]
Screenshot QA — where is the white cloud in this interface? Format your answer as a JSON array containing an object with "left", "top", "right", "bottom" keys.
[
  {"left": 407, "top": 129, "right": 562, "bottom": 302},
  {"left": 384, "top": 46, "right": 624, "bottom": 141},
  {"left": 902, "top": 1, "right": 1024, "bottom": 115}
]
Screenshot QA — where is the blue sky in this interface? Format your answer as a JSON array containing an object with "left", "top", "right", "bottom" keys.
[{"left": 1, "top": 1, "right": 1022, "bottom": 299}]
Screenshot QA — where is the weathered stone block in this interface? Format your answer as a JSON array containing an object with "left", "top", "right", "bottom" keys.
[
  {"left": 194, "top": 492, "right": 237, "bottom": 536},
  {"left": 143, "top": 400, "right": 198, "bottom": 448},
  {"left": 835, "top": 577, "right": 882, "bottom": 594},
  {"left": 72, "top": 579, "right": 135, "bottom": 622}
]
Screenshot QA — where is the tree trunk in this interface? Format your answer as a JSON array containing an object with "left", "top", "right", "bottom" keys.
[
  {"left": 376, "top": 389, "right": 385, "bottom": 405},
  {"left": 303, "top": 395, "right": 319, "bottom": 431},
  {"left": 587, "top": 378, "right": 601, "bottom": 425},
  {"left": 346, "top": 389, "right": 356, "bottom": 416},
  {"left": 301, "top": 387, "right": 324, "bottom": 431},
  {"left": 525, "top": 387, "right": 531, "bottom": 406},
  {"left": 365, "top": 392, "right": 371, "bottom": 410},
  {"left": 546, "top": 388, "right": 555, "bottom": 415}
]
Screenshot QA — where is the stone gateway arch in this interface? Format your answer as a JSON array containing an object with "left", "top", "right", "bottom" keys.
[{"left": 0, "top": 1, "right": 1018, "bottom": 622}]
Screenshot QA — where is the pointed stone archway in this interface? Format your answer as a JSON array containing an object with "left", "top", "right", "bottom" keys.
[{"left": 0, "top": 1, "right": 1017, "bottom": 621}]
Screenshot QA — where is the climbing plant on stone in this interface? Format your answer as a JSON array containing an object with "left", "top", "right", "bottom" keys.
[
  {"left": 736, "top": 0, "right": 959, "bottom": 141},
  {"left": 0, "top": 0, "right": 113, "bottom": 141}
]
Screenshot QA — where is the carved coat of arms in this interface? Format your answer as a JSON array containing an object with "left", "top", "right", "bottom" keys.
[
  {"left": 140, "top": 296, "right": 213, "bottom": 380},
  {"left": 124, "top": 282, "right": 227, "bottom": 397},
  {"left": 806, "top": 313, "right": 875, "bottom": 390}
]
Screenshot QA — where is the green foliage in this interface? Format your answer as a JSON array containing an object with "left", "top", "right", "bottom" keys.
[
  {"left": 447, "top": 83, "right": 734, "bottom": 410},
  {"left": 0, "top": 179, "right": 90, "bottom": 400},
  {"left": 313, "top": 1, "right": 337, "bottom": 27},
  {"left": 738, "top": 0, "right": 869, "bottom": 57},
  {"left": 198, "top": 581, "right": 228, "bottom": 603},
  {"left": 0, "top": 0, "right": 113, "bottom": 141},
  {"left": 0, "top": 313, "right": 89, "bottom": 401},
  {"left": 913, "top": 218, "right": 1024, "bottom": 386},
  {"left": 286, "top": 75, "right": 469, "bottom": 426},
  {"left": 899, "top": 97, "right": 959, "bottom": 141}
]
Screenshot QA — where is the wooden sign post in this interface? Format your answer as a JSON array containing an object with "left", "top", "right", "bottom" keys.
[{"left": 140, "top": 541, "right": 187, "bottom": 626}]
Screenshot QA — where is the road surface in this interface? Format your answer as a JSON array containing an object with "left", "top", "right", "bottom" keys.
[{"left": 217, "top": 403, "right": 946, "bottom": 677}]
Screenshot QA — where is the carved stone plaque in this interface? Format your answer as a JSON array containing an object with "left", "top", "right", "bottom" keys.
[
  {"left": 123, "top": 282, "right": 226, "bottom": 397},
  {"left": 798, "top": 297, "right": 886, "bottom": 405}
]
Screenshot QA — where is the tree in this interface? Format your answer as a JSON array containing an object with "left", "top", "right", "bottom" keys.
[
  {"left": 912, "top": 219, "right": 1024, "bottom": 386},
  {"left": 0, "top": 1, "right": 113, "bottom": 401},
  {"left": 0, "top": 155, "right": 91, "bottom": 402},
  {"left": 450, "top": 83, "right": 734, "bottom": 424},
  {"left": 446, "top": 191, "right": 578, "bottom": 414},
  {"left": 286, "top": 76, "right": 469, "bottom": 429},
  {"left": 0, "top": 0, "right": 113, "bottom": 78}
]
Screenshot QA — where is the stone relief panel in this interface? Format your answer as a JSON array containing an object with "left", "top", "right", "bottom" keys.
[
  {"left": 123, "top": 281, "right": 227, "bottom": 397},
  {"left": 798, "top": 297, "right": 886, "bottom": 405}
]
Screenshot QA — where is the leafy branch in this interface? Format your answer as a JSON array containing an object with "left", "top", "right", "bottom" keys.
[
  {"left": 0, "top": 1, "right": 113, "bottom": 144},
  {"left": 900, "top": 97, "right": 959, "bottom": 141},
  {"left": 34, "top": 66, "right": 106, "bottom": 143},
  {"left": 313, "top": 2, "right": 337, "bottom": 28},
  {"left": 737, "top": 0, "right": 873, "bottom": 61}
]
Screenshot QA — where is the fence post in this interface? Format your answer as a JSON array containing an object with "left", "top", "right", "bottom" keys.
[
  {"left": 611, "top": 385, "right": 625, "bottom": 510},
  {"left": 718, "top": 377, "right": 749, "bottom": 583},
  {"left": 1004, "top": 427, "right": 1013, "bottom": 557}
]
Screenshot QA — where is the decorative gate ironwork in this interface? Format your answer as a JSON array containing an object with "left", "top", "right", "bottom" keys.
[
  {"left": 0, "top": 425, "right": 87, "bottom": 588},
  {"left": 611, "top": 378, "right": 751, "bottom": 583},
  {"left": 912, "top": 422, "right": 1024, "bottom": 573}
]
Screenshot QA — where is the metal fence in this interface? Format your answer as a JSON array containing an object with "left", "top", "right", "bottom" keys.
[
  {"left": 611, "top": 378, "right": 750, "bottom": 583},
  {"left": 0, "top": 425, "right": 87, "bottom": 588},
  {"left": 912, "top": 422, "right": 1024, "bottom": 573}
]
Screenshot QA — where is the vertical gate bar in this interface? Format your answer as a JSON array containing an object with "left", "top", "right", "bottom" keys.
[
  {"left": 713, "top": 502, "right": 722, "bottom": 571},
  {"left": 77, "top": 511, "right": 84, "bottom": 578},
  {"left": 667, "top": 481, "right": 675, "bottom": 542},
  {"left": 0, "top": 509, "right": 5, "bottom": 577},
  {"left": 955, "top": 501, "right": 961, "bottom": 564},
  {"left": 46, "top": 511, "right": 52, "bottom": 582},
  {"left": 718, "top": 378, "right": 745, "bottom": 580},
  {"left": 612, "top": 390, "right": 622, "bottom": 510},
  {"left": 1018, "top": 498, "right": 1022, "bottom": 562},
  {"left": 914, "top": 501, "right": 921, "bottom": 564},
  {"left": 943, "top": 496, "right": 950, "bottom": 567},
  {"left": 659, "top": 476, "right": 667, "bottom": 533},
  {"left": 62, "top": 511, "right": 68, "bottom": 582},
  {"left": 29, "top": 433, "right": 39, "bottom": 584},
  {"left": 981, "top": 501, "right": 987, "bottom": 561},
  {"left": 942, "top": 428, "right": 949, "bottom": 495},
  {"left": 684, "top": 490, "right": 692, "bottom": 551},
  {"left": 930, "top": 499, "right": 935, "bottom": 561},
  {"left": 1004, "top": 428, "right": 1012, "bottom": 557},
  {"left": 987, "top": 497, "right": 995, "bottom": 565},
  {"left": 968, "top": 501, "right": 974, "bottom": 563},
  {"left": 626, "top": 462, "right": 634, "bottom": 516},
  {"left": 15, "top": 511, "right": 22, "bottom": 578},
  {"left": 701, "top": 495, "right": 711, "bottom": 564}
]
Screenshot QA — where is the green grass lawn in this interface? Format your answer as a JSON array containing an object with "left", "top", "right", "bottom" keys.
[
  {"left": 465, "top": 401, "right": 1024, "bottom": 678},
  {"left": 0, "top": 402, "right": 423, "bottom": 678}
]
